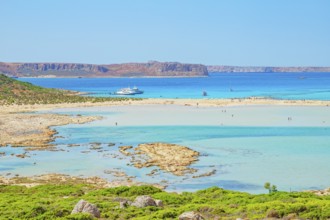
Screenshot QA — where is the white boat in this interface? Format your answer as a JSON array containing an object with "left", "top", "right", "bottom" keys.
[{"left": 114, "top": 87, "right": 144, "bottom": 95}]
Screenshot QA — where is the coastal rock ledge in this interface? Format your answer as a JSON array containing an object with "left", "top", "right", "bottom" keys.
[{"left": 130, "top": 142, "right": 200, "bottom": 176}]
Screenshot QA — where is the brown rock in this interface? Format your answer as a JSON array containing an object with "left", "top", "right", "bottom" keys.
[
  {"left": 131, "top": 142, "right": 200, "bottom": 176},
  {"left": 119, "top": 146, "right": 133, "bottom": 156}
]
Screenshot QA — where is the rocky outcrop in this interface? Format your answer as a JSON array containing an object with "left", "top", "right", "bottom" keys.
[
  {"left": 118, "top": 195, "right": 163, "bottom": 208},
  {"left": 131, "top": 195, "right": 157, "bottom": 208},
  {"left": 178, "top": 211, "right": 205, "bottom": 220},
  {"left": 71, "top": 199, "right": 100, "bottom": 218},
  {"left": 207, "top": 65, "right": 330, "bottom": 73},
  {"left": 0, "top": 61, "right": 208, "bottom": 77},
  {"left": 155, "top": 199, "right": 164, "bottom": 207},
  {"left": 119, "top": 200, "right": 132, "bottom": 209},
  {"left": 130, "top": 142, "right": 200, "bottom": 176}
]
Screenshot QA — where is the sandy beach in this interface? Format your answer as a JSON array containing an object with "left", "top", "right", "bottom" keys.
[{"left": 1, "top": 97, "right": 330, "bottom": 114}]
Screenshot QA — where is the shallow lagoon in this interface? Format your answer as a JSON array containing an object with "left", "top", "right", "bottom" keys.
[{"left": 1, "top": 105, "right": 330, "bottom": 194}]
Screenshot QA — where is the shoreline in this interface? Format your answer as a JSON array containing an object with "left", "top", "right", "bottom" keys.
[{"left": 1, "top": 97, "right": 330, "bottom": 114}]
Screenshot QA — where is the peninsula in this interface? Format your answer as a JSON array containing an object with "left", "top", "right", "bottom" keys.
[
  {"left": 0, "top": 61, "right": 208, "bottom": 78},
  {"left": 207, "top": 65, "right": 330, "bottom": 73},
  {"left": 2, "top": 61, "right": 330, "bottom": 78}
]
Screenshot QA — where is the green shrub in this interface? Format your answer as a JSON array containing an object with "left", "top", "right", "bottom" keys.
[{"left": 0, "top": 184, "right": 330, "bottom": 219}]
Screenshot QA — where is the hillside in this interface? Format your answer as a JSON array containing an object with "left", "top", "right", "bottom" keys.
[
  {"left": 207, "top": 65, "right": 330, "bottom": 73},
  {"left": 0, "top": 61, "right": 208, "bottom": 78},
  {"left": 2, "top": 61, "right": 330, "bottom": 77},
  {"left": 0, "top": 184, "right": 329, "bottom": 219},
  {"left": 0, "top": 74, "right": 134, "bottom": 105}
]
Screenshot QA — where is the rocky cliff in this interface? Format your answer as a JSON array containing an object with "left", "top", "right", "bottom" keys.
[
  {"left": 207, "top": 65, "right": 330, "bottom": 73},
  {"left": 0, "top": 61, "right": 208, "bottom": 77}
]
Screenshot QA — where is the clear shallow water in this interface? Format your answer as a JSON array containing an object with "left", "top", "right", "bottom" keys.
[
  {"left": 19, "top": 72, "right": 330, "bottom": 100},
  {"left": 2, "top": 119, "right": 330, "bottom": 194},
  {"left": 2, "top": 73, "right": 330, "bottom": 193}
]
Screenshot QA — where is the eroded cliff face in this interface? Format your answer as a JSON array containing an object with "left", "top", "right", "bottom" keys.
[
  {"left": 207, "top": 65, "right": 330, "bottom": 73},
  {"left": 0, "top": 61, "right": 208, "bottom": 77}
]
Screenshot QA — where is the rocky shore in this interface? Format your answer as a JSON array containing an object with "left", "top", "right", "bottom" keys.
[{"left": 126, "top": 142, "right": 200, "bottom": 176}]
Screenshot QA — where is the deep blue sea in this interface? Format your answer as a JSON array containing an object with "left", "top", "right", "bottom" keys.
[
  {"left": 1, "top": 72, "right": 330, "bottom": 194},
  {"left": 19, "top": 72, "right": 330, "bottom": 100}
]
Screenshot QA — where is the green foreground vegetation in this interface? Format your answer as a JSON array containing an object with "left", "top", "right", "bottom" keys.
[
  {"left": 0, "top": 74, "right": 139, "bottom": 105},
  {"left": 0, "top": 184, "right": 329, "bottom": 219}
]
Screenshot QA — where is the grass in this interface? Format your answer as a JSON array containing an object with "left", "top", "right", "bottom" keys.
[
  {"left": 0, "top": 184, "right": 329, "bottom": 219},
  {"left": 0, "top": 74, "right": 140, "bottom": 105}
]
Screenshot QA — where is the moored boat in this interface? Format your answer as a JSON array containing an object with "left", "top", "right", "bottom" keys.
[{"left": 114, "top": 87, "right": 144, "bottom": 95}]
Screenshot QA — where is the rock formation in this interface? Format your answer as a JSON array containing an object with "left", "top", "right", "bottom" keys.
[
  {"left": 131, "top": 195, "right": 157, "bottom": 208},
  {"left": 71, "top": 199, "right": 100, "bottom": 218},
  {"left": 178, "top": 211, "right": 205, "bottom": 220},
  {"left": 0, "top": 61, "right": 208, "bottom": 77},
  {"left": 130, "top": 142, "right": 200, "bottom": 176},
  {"left": 118, "top": 195, "right": 163, "bottom": 208}
]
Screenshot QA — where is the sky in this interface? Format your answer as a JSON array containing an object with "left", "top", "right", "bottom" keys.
[{"left": 1, "top": 0, "right": 330, "bottom": 66}]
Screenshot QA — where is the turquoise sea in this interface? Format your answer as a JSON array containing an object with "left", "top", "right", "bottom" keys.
[
  {"left": 19, "top": 72, "right": 330, "bottom": 100},
  {"left": 1, "top": 73, "right": 330, "bottom": 194}
]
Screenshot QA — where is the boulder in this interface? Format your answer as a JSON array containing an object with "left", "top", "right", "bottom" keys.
[
  {"left": 71, "top": 199, "right": 100, "bottom": 218},
  {"left": 131, "top": 195, "right": 157, "bottom": 208},
  {"left": 178, "top": 211, "right": 204, "bottom": 220},
  {"left": 119, "top": 200, "right": 132, "bottom": 209},
  {"left": 155, "top": 199, "right": 164, "bottom": 207}
]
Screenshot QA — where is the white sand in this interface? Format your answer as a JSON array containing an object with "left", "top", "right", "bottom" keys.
[{"left": 54, "top": 104, "right": 330, "bottom": 127}]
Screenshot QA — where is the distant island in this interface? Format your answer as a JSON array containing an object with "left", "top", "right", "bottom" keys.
[
  {"left": 207, "top": 65, "right": 330, "bottom": 73},
  {"left": 1, "top": 61, "right": 330, "bottom": 78}
]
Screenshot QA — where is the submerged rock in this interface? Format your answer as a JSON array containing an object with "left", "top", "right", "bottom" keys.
[
  {"left": 71, "top": 199, "right": 100, "bottom": 218},
  {"left": 178, "top": 211, "right": 204, "bottom": 220},
  {"left": 131, "top": 142, "right": 200, "bottom": 176}
]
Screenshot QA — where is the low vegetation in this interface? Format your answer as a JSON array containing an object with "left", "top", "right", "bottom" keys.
[
  {"left": 0, "top": 74, "right": 140, "bottom": 105},
  {"left": 0, "top": 184, "right": 329, "bottom": 219}
]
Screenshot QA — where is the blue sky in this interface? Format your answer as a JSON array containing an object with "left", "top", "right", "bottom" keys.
[{"left": 1, "top": 0, "right": 329, "bottom": 66}]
